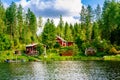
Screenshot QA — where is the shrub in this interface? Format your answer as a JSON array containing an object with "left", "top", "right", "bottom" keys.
[
  {"left": 54, "top": 42, "right": 61, "bottom": 48},
  {"left": 36, "top": 44, "right": 44, "bottom": 55},
  {"left": 59, "top": 44, "right": 79, "bottom": 56},
  {"left": 0, "top": 34, "right": 12, "bottom": 51}
]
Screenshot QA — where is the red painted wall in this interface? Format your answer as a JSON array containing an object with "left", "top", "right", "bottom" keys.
[
  {"left": 67, "top": 42, "right": 73, "bottom": 46},
  {"left": 56, "top": 37, "right": 73, "bottom": 47},
  {"left": 56, "top": 37, "right": 66, "bottom": 46}
]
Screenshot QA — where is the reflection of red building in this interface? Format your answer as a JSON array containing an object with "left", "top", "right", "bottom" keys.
[
  {"left": 26, "top": 43, "right": 38, "bottom": 55},
  {"left": 56, "top": 36, "right": 74, "bottom": 47}
]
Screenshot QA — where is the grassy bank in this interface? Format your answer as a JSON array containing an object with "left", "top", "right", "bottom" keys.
[
  {"left": 0, "top": 51, "right": 40, "bottom": 62},
  {"left": 1, "top": 51, "right": 120, "bottom": 62},
  {"left": 39, "top": 55, "right": 103, "bottom": 61},
  {"left": 104, "top": 55, "right": 120, "bottom": 61}
]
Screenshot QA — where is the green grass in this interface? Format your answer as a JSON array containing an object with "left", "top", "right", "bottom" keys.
[
  {"left": 38, "top": 53, "right": 103, "bottom": 61},
  {"left": 1, "top": 51, "right": 120, "bottom": 62},
  {"left": 0, "top": 50, "right": 41, "bottom": 62},
  {"left": 104, "top": 55, "right": 120, "bottom": 61}
]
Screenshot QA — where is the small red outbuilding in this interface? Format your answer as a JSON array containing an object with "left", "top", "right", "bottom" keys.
[
  {"left": 56, "top": 36, "right": 74, "bottom": 47},
  {"left": 26, "top": 43, "right": 38, "bottom": 55}
]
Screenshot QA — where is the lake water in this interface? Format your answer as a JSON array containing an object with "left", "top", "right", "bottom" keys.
[{"left": 0, "top": 61, "right": 120, "bottom": 80}]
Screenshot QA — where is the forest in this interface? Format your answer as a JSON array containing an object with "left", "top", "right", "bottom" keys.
[{"left": 0, "top": 0, "right": 120, "bottom": 61}]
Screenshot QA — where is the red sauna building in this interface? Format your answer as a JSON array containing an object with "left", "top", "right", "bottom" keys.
[
  {"left": 26, "top": 43, "right": 38, "bottom": 55},
  {"left": 56, "top": 36, "right": 74, "bottom": 47}
]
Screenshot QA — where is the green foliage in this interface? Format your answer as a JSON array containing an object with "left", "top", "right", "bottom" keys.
[
  {"left": 80, "top": 6, "right": 87, "bottom": 24},
  {"left": 38, "top": 16, "right": 43, "bottom": 27},
  {"left": 0, "top": 1, "right": 38, "bottom": 52},
  {"left": 36, "top": 44, "right": 44, "bottom": 55},
  {"left": 102, "top": 0, "right": 119, "bottom": 40},
  {"left": 0, "top": 34, "right": 12, "bottom": 51},
  {"left": 25, "top": 8, "right": 37, "bottom": 42},
  {"left": 81, "top": 41, "right": 91, "bottom": 52},
  {"left": 57, "top": 15, "right": 64, "bottom": 36},
  {"left": 6, "top": 2, "right": 17, "bottom": 39},
  {"left": 64, "top": 22, "right": 73, "bottom": 41},
  {"left": 0, "top": 1, "right": 5, "bottom": 34},
  {"left": 54, "top": 42, "right": 61, "bottom": 48},
  {"left": 17, "top": 4, "right": 23, "bottom": 41},
  {"left": 91, "top": 22, "right": 100, "bottom": 40},
  {"left": 42, "top": 19, "right": 56, "bottom": 49},
  {"left": 95, "top": 4, "right": 101, "bottom": 21},
  {"left": 75, "top": 36, "right": 83, "bottom": 49},
  {"left": 60, "top": 45, "right": 79, "bottom": 56},
  {"left": 104, "top": 55, "right": 120, "bottom": 61}
]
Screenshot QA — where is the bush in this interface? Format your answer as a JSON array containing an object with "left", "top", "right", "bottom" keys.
[
  {"left": 81, "top": 41, "right": 91, "bottom": 53},
  {"left": 54, "top": 42, "right": 61, "bottom": 48},
  {"left": 59, "top": 44, "right": 79, "bottom": 56},
  {"left": 0, "top": 34, "right": 12, "bottom": 51},
  {"left": 95, "top": 52, "right": 107, "bottom": 57},
  {"left": 92, "top": 39, "right": 110, "bottom": 52},
  {"left": 36, "top": 44, "right": 44, "bottom": 55}
]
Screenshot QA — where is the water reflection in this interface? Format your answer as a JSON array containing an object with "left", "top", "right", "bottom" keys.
[{"left": 0, "top": 61, "right": 120, "bottom": 80}]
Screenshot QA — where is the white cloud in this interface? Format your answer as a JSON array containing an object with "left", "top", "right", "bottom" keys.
[
  {"left": 16, "top": 0, "right": 29, "bottom": 7},
  {"left": 55, "top": 0, "right": 82, "bottom": 16},
  {"left": 16, "top": 0, "right": 82, "bottom": 25},
  {"left": 3, "top": 2, "right": 9, "bottom": 9}
]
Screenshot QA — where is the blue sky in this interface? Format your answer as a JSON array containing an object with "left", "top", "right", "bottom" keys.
[
  {"left": 82, "top": 0, "right": 104, "bottom": 8},
  {"left": 2, "top": 0, "right": 105, "bottom": 25}
]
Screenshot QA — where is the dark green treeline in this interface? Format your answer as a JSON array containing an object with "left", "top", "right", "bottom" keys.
[{"left": 0, "top": 1, "right": 37, "bottom": 51}]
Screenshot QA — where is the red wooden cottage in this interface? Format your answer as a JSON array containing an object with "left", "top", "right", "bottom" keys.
[
  {"left": 26, "top": 43, "right": 38, "bottom": 55},
  {"left": 56, "top": 36, "right": 74, "bottom": 47}
]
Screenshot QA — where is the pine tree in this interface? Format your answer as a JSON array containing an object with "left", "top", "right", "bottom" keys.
[
  {"left": 38, "top": 16, "right": 43, "bottom": 27},
  {"left": 102, "top": 0, "right": 119, "bottom": 40},
  {"left": 42, "top": 19, "right": 56, "bottom": 49},
  {"left": 95, "top": 4, "right": 101, "bottom": 21},
  {"left": 6, "top": 2, "right": 17, "bottom": 39},
  {"left": 26, "top": 8, "right": 37, "bottom": 42},
  {"left": 0, "top": 0, "right": 5, "bottom": 34},
  {"left": 57, "top": 15, "right": 64, "bottom": 37},
  {"left": 17, "top": 4, "right": 23, "bottom": 41},
  {"left": 80, "top": 6, "right": 87, "bottom": 24}
]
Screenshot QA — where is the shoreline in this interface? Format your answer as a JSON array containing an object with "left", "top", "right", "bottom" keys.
[{"left": 2, "top": 55, "right": 120, "bottom": 63}]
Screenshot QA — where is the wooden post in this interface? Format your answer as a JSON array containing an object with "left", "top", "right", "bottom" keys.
[{"left": 44, "top": 45, "right": 47, "bottom": 58}]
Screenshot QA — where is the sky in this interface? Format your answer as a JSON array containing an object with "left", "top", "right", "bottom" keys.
[{"left": 2, "top": 0, "right": 105, "bottom": 26}]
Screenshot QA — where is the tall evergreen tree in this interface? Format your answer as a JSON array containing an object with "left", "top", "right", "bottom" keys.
[
  {"left": 0, "top": 0, "right": 5, "bottom": 34},
  {"left": 80, "top": 6, "right": 87, "bottom": 24},
  {"left": 87, "top": 5, "right": 93, "bottom": 40},
  {"left": 17, "top": 4, "right": 23, "bottom": 41},
  {"left": 86, "top": 5, "right": 93, "bottom": 23},
  {"left": 95, "top": 4, "right": 101, "bottom": 21},
  {"left": 6, "top": 2, "right": 17, "bottom": 39},
  {"left": 102, "top": 0, "right": 119, "bottom": 40},
  {"left": 26, "top": 8, "right": 37, "bottom": 42},
  {"left": 38, "top": 16, "right": 43, "bottom": 27},
  {"left": 57, "top": 15, "right": 64, "bottom": 37},
  {"left": 64, "top": 22, "right": 73, "bottom": 41},
  {"left": 91, "top": 22, "right": 100, "bottom": 40},
  {"left": 42, "top": 19, "right": 56, "bottom": 49}
]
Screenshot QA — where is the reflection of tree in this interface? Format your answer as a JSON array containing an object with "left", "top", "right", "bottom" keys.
[
  {"left": 80, "top": 61, "right": 120, "bottom": 80},
  {"left": 8, "top": 63, "right": 33, "bottom": 79},
  {"left": 101, "top": 61, "right": 120, "bottom": 80},
  {"left": 0, "top": 63, "right": 13, "bottom": 79}
]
